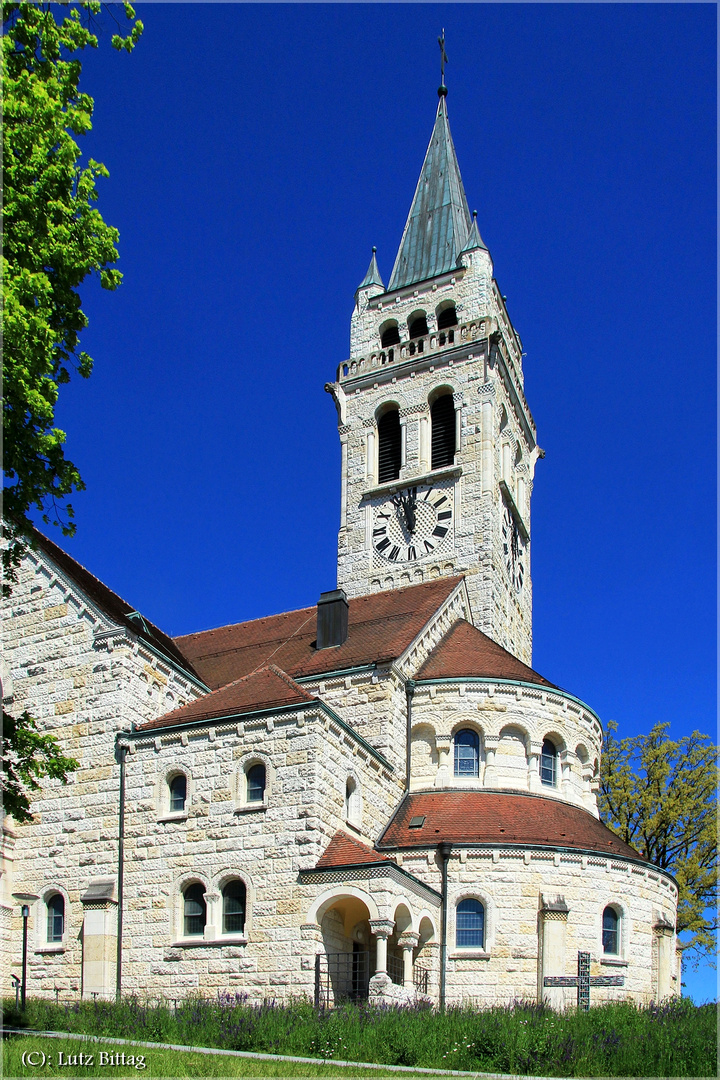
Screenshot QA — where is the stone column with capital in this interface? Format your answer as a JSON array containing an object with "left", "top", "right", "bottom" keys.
[
  {"left": 203, "top": 890, "right": 221, "bottom": 941},
  {"left": 528, "top": 743, "right": 542, "bottom": 793},
  {"left": 368, "top": 919, "right": 395, "bottom": 975},
  {"left": 435, "top": 736, "right": 451, "bottom": 787},
  {"left": 484, "top": 738, "right": 499, "bottom": 787},
  {"left": 398, "top": 931, "right": 419, "bottom": 989}
]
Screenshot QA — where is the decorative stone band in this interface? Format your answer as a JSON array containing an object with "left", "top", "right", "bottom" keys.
[
  {"left": 399, "top": 404, "right": 428, "bottom": 419},
  {"left": 338, "top": 424, "right": 352, "bottom": 436}
]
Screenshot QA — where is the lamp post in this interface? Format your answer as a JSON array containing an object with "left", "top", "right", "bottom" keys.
[{"left": 21, "top": 904, "right": 29, "bottom": 1010}]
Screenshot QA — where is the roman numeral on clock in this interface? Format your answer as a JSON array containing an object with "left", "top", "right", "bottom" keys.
[
  {"left": 389, "top": 545, "right": 400, "bottom": 561},
  {"left": 432, "top": 495, "right": 448, "bottom": 509},
  {"left": 407, "top": 546, "right": 417, "bottom": 561},
  {"left": 376, "top": 537, "right": 390, "bottom": 553},
  {"left": 432, "top": 526, "right": 448, "bottom": 539},
  {"left": 373, "top": 527, "right": 387, "bottom": 537},
  {"left": 437, "top": 510, "right": 452, "bottom": 521}
]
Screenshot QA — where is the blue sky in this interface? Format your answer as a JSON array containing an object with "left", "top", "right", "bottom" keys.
[{"left": 40, "top": 4, "right": 716, "bottom": 999}]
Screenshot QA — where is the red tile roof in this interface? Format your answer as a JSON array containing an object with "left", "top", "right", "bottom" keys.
[
  {"left": 138, "top": 665, "right": 315, "bottom": 731},
  {"left": 416, "top": 619, "right": 557, "bottom": 687},
  {"left": 315, "top": 830, "right": 392, "bottom": 869},
  {"left": 30, "top": 530, "right": 202, "bottom": 682},
  {"left": 174, "top": 576, "right": 465, "bottom": 689},
  {"left": 378, "top": 791, "right": 641, "bottom": 861}
]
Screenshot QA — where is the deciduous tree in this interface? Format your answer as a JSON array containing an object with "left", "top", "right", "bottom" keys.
[
  {"left": 2, "top": 1, "right": 142, "bottom": 592},
  {"left": 599, "top": 721, "right": 718, "bottom": 966},
  {"left": 1, "top": 709, "right": 80, "bottom": 824}
]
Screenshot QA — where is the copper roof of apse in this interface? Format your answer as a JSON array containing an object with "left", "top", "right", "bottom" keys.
[
  {"left": 138, "top": 665, "right": 315, "bottom": 732},
  {"left": 378, "top": 791, "right": 641, "bottom": 861},
  {"left": 173, "top": 576, "right": 465, "bottom": 689},
  {"left": 416, "top": 619, "right": 557, "bottom": 688}
]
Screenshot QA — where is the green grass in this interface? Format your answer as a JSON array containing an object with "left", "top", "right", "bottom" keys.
[
  {"left": 2, "top": 1036, "right": 404, "bottom": 1078},
  {"left": 3, "top": 995, "right": 717, "bottom": 1078}
]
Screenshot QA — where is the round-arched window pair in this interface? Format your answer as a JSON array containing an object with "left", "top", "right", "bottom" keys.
[{"left": 182, "top": 881, "right": 246, "bottom": 937}]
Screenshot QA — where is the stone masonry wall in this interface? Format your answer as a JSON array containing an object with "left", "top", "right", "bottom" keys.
[
  {"left": 398, "top": 847, "right": 679, "bottom": 1005},
  {"left": 1, "top": 548, "right": 203, "bottom": 993}
]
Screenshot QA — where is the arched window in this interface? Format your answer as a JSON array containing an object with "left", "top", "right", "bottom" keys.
[
  {"left": 454, "top": 729, "right": 479, "bottom": 778},
  {"left": 246, "top": 763, "right": 266, "bottom": 803},
  {"left": 47, "top": 894, "right": 64, "bottom": 943},
  {"left": 169, "top": 774, "right": 186, "bottom": 813},
  {"left": 378, "top": 409, "right": 401, "bottom": 483},
  {"left": 456, "top": 898, "right": 484, "bottom": 948},
  {"left": 345, "top": 776, "right": 361, "bottom": 825},
  {"left": 380, "top": 321, "right": 400, "bottom": 347},
  {"left": 540, "top": 739, "right": 557, "bottom": 786},
  {"left": 222, "top": 880, "right": 246, "bottom": 934},
  {"left": 183, "top": 883, "right": 206, "bottom": 937},
  {"left": 431, "top": 394, "right": 456, "bottom": 470},
  {"left": 602, "top": 906, "right": 619, "bottom": 955},
  {"left": 408, "top": 314, "right": 429, "bottom": 339},
  {"left": 437, "top": 304, "right": 458, "bottom": 330}
]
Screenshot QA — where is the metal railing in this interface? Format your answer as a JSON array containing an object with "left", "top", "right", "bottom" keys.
[
  {"left": 387, "top": 953, "right": 404, "bottom": 987},
  {"left": 314, "top": 951, "right": 370, "bottom": 1007}
]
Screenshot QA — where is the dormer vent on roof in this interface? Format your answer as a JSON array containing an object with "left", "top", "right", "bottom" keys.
[{"left": 316, "top": 588, "right": 349, "bottom": 649}]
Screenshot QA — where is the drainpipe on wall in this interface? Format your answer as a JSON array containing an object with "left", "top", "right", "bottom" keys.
[
  {"left": 405, "top": 680, "right": 415, "bottom": 791},
  {"left": 116, "top": 739, "right": 128, "bottom": 1002},
  {"left": 438, "top": 841, "right": 452, "bottom": 1011}
]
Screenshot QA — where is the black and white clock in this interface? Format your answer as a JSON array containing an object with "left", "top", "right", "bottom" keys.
[
  {"left": 502, "top": 503, "right": 524, "bottom": 591},
  {"left": 372, "top": 484, "right": 454, "bottom": 563}
]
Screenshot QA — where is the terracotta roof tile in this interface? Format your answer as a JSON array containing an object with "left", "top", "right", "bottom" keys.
[
  {"left": 416, "top": 620, "right": 557, "bottom": 687},
  {"left": 378, "top": 791, "right": 641, "bottom": 861},
  {"left": 174, "top": 577, "right": 464, "bottom": 689},
  {"left": 30, "top": 530, "right": 201, "bottom": 681},
  {"left": 316, "top": 830, "right": 392, "bottom": 869},
  {"left": 138, "top": 665, "right": 315, "bottom": 731}
]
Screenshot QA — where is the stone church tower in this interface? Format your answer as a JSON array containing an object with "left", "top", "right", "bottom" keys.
[{"left": 328, "top": 89, "right": 537, "bottom": 664}]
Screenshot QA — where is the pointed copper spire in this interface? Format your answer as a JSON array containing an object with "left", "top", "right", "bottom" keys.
[
  {"left": 459, "top": 209, "right": 487, "bottom": 255},
  {"left": 388, "top": 96, "right": 472, "bottom": 291},
  {"left": 356, "top": 246, "right": 384, "bottom": 294}
]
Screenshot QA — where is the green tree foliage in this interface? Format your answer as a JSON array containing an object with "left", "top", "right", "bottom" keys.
[
  {"left": 1, "top": 709, "right": 79, "bottom": 824},
  {"left": 2, "top": 1, "right": 142, "bottom": 592},
  {"left": 599, "top": 721, "right": 718, "bottom": 966}
]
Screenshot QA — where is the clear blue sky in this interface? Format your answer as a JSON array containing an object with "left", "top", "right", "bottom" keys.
[{"left": 43, "top": 4, "right": 716, "bottom": 999}]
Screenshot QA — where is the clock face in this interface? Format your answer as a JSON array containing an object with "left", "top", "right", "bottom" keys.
[
  {"left": 372, "top": 483, "right": 454, "bottom": 563},
  {"left": 502, "top": 503, "right": 524, "bottom": 591}
]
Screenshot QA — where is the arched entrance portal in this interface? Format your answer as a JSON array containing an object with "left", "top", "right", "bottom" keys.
[{"left": 316, "top": 893, "right": 375, "bottom": 1006}]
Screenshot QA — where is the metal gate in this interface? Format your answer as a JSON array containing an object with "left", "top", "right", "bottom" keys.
[{"left": 314, "top": 950, "right": 370, "bottom": 1007}]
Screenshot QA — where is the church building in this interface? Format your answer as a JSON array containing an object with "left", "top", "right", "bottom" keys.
[{"left": 1, "top": 82, "right": 680, "bottom": 1008}]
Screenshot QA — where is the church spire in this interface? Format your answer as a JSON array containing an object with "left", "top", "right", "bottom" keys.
[
  {"left": 356, "top": 246, "right": 384, "bottom": 295},
  {"left": 387, "top": 93, "right": 473, "bottom": 292}
]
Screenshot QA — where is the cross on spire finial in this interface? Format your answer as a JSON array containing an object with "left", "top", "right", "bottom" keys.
[{"left": 438, "top": 29, "right": 448, "bottom": 97}]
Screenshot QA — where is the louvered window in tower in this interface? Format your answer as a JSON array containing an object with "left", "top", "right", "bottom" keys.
[
  {"left": 378, "top": 410, "right": 401, "bottom": 483},
  {"left": 437, "top": 304, "right": 458, "bottom": 329},
  {"left": 431, "top": 394, "right": 455, "bottom": 470}
]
